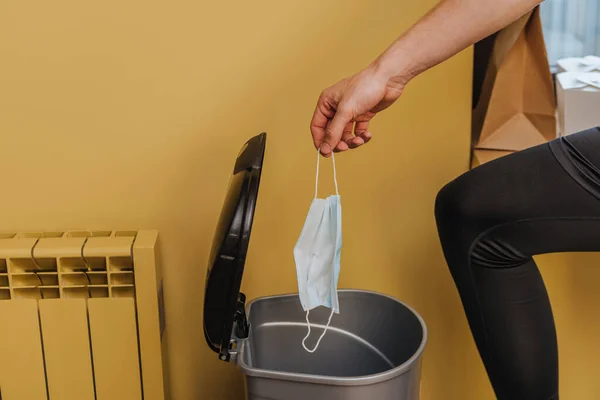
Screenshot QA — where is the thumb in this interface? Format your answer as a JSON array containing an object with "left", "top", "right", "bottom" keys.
[{"left": 321, "top": 106, "right": 352, "bottom": 157}]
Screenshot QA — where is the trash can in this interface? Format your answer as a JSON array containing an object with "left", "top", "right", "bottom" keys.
[{"left": 203, "top": 133, "right": 428, "bottom": 400}]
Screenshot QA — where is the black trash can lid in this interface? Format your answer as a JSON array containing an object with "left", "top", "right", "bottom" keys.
[{"left": 203, "top": 132, "right": 266, "bottom": 361}]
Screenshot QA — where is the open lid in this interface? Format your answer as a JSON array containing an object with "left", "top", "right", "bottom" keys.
[{"left": 203, "top": 132, "right": 266, "bottom": 361}]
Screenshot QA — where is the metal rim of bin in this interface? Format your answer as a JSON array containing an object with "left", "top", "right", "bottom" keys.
[{"left": 238, "top": 289, "right": 428, "bottom": 386}]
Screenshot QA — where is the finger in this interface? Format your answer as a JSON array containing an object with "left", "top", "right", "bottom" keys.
[
  {"left": 342, "top": 122, "right": 354, "bottom": 141},
  {"left": 310, "top": 96, "right": 334, "bottom": 150},
  {"left": 354, "top": 121, "right": 373, "bottom": 144},
  {"left": 334, "top": 121, "right": 350, "bottom": 152},
  {"left": 354, "top": 110, "right": 375, "bottom": 122},
  {"left": 321, "top": 105, "right": 352, "bottom": 157},
  {"left": 340, "top": 122, "right": 354, "bottom": 146},
  {"left": 348, "top": 136, "right": 364, "bottom": 149},
  {"left": 334, "top": 141, "right": 349, "bottom": 152},
  {"left": 348, "top": 121, "right": 371, "bottom": 148},
  {"left": 358, "top": 131, "right": 373, "bottom": 144}
]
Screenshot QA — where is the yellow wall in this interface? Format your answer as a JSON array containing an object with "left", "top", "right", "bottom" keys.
[
  {"left": 537, "top": 253, "right": 600, "bottom": 398},
  {"left": 0, "top": 0, "right": 528, "bottom": 399}
]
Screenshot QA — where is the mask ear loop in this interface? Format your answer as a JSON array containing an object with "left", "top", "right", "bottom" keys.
[
  {"left": 302, "top": 308, "right": 335, "bottom": 353},
  {"left": 314, "top": 149, "right": 339, "bottom": 200},
  {"left": 303, "top": 148, "right": 339, "bottom": 353}
]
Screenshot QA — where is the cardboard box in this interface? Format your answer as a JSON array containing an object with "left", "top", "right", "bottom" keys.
[{"left": 556, "top": 71, "right": 600, "bottom": 136}]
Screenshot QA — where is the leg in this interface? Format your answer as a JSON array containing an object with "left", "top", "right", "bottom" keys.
[{"left": 435, "top": 128, "right": 600, "bottom": 399}]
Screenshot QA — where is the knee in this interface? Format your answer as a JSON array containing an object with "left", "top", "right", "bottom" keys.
[
  {"left": 434, "top": 170, "right": 496, "bottom": 239},
  {"left": 435, "top": 178, "right": 476, "bottom": 230},
  {"left": 434, "top": 176, "right": 492, "bottom": 276}
]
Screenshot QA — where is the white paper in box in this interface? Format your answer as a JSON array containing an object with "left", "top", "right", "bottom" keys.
[
  {"left": 557, "top": 55, "right": 600, "bottom": 73},
  {"left": 556, "top": 71, "right": 600, "bottom": 136}
]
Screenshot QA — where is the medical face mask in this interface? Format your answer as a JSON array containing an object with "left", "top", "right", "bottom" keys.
[{"left": 293, "top": 150, "right": 342, "bottom": 353}]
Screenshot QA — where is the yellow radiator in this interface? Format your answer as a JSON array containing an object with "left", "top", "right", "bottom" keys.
[{"left": 0, "top": 230, "right": 168, "bottom": 400}]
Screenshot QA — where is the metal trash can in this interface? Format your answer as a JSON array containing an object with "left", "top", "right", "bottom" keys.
[{"left": 203, "top": 133, "right": 428, "bottom": 400}]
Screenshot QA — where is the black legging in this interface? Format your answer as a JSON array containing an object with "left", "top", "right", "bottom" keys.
[{"left": 435, "top": 127, "right": 600, "bottom": 400}]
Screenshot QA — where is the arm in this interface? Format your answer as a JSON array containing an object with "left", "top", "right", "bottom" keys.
[{"left": 311, "top": 0, "right": 542, "bottom": 157}]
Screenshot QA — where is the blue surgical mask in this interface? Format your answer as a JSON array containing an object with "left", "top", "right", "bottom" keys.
[{"left": 293, "top": 150, "right": 342, "bottom": 353}]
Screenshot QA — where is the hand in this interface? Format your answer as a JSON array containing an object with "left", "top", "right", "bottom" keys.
[{"left": 310, "top": 64, "right": 406, "bottom": 157}]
